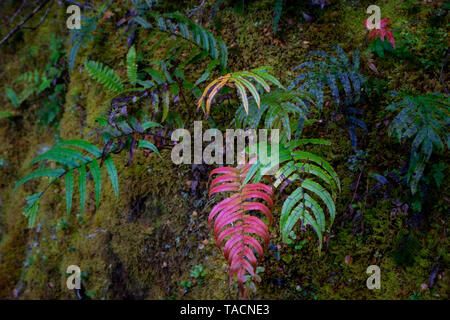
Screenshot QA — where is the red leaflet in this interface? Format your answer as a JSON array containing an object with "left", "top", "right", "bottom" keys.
[
  {"left": 364, "top": 17, "right": 396, "bottom": 49},
  {"left": 208, "top": 161, "right": 274, "bottom": 298}
]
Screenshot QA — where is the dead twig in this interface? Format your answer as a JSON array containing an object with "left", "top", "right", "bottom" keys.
[
  {"left": 9, "top": 0, "right": 28, "bottom": 25},
  {"left": 0, "top": 0, "right": 50, "bottom": 46},
  {"left": 23, "top": 0, "right": 54, "bottom": 30},
  {"left": 186, "top": 0, "right": 206, "bottom": 18}
]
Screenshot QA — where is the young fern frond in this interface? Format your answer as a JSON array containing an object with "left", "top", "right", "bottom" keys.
[
  {"left": 197, "top": 67, "right": 284, "bottom": 116},
  {"left": 247, "top": 140, "right": 340, "bottom": 250},
  {"left": 387, "top": 92, "right": 450, "bottom": 194},
  {"left": 208, "top": 160, "right": 274, "bottom": 299},
  {"left": 234, "top": 89, "right": 315, "bottom": 140},
  {"left": 84, "top": 60, "right": 124, "bottom": 93}
]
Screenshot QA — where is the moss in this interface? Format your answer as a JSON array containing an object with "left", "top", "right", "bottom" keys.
[{"left": 0, "top": 0, "right": 448, "bottom": 300}]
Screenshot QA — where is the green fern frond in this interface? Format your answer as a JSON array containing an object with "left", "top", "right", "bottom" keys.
[
  {"left": 15, "top": 139, "right": 120, "bottom": 227},
  {"left": 85, "top": 60, "right": 124, "bottom": 93},
  {"left": 289, "top": 45, "right": 365, "bottom": 108},
  {"left": 387, "top": 92, "right": 450, "bottom": 194},
  {"left": 142, "top": 12, "right": 228, "bottom": 69},
  {"left": 246, "top": 140, "right": 340, "bottom": 250},
  {"left": 234, "top": 89, "right": 315, "bottom": 140}
]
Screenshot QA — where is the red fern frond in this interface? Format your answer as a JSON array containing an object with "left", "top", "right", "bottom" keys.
[{"left": 208, "top": 161, "right": 274, "bottom": 298}]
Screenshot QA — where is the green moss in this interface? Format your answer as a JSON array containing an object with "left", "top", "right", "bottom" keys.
[{"left": 0, "top": 0, "right": 448, "bottom": 300}]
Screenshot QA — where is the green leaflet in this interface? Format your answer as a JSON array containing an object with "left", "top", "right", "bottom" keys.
[
  {"left": 236, "top": 76, "right": 260, "bottom": 108},
  {"left": 302, "top": 179, "right": 336, "bottom": 226},
  {"left": 304, "top": 193, "right": 325, "bottom": 233},
  {"left": 280, "top": 187, "right": 304, "bottom": 239},
  {"left": 237, "top": 71, "right": 270, "bottom": 92},
  {"left": 0, "top": 111, "right": 14, "bottom": 119},
  {"left": 30, "top": 147, "right": 89, "bottom": 168},
  {"left": 15, "top": 169, "right": 65, "bottom": 190},
  {"left": 104, "top": 156, "right": 119, "bottom": 197},
  {"left": 5, "top": 88, "right": 20, "bottom": 108},
  {"left": 127, "top": 45, "right": 138, "bottom": 86},
  {"left": 195, "top": 59, "right": 219, "bottom": 87},
  {"left": 252, "top": 68, "right": 284, "bottom": 89},
  {"left": 141, "top": 121, "right": 161, "bottom": 130},
  {"left": 25, "top": 201, "right": 39, "bottom": 228},
  {"left": 162, "top": 89, "right": 170, "bottom": 122},
  {"left": 234, "top": 89, "right": 312, "bottom": 141},
  {"left": 292, "top": 151, "right": 340, "bottom": 191},
  {"left": 138, "top": 140, "right": 162, "bottom": 158},
  {"left": 218, "top": 39, "right": 228, "bottom": 69},
  {"left": 234, "top": 81, "right": 249, "bottom": 114},
  {"left": 144, "top": 68, "right": 166, "bottom": 85},
  {"left": 56, "top": 140, "right": 102, "bottom": 158},
  {"left": 78, "top": 164, "right": 87, "bottom": 216},
  {"left": 65, "top": 169, "right": 74, "bottom": 217},
  {"left": 23, "top": 192, "right": 41, "bottom": 228}
]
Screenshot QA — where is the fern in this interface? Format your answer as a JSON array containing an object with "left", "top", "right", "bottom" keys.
[
  {"left": 234, "top": 88, "right": 314, "bottom": 140},
  {"left": 86, "top": 13, "right": 229, "bottom": 121},
  {"left": 246, "top": 139, "right": 340, "bottom": 249},
  {"left": 289, "top": 45, "right": 365, "bottom": 108},
  {"left": 208, "top": 160, "right": 274, "bottom": 298},
  {"left": 15, "top": 122, "right": 161, "bottom": 227},
  {"left": 14, "top": 140, "right": 114, "bottom": 225},
  {"left": 387, "top": 92, "right": 450, "bottom": 194},
  {"left": 84, "top": 60, "right": 124, "bottom": 93},
  {"left": 197, "top": 67, "right": 284, "bottom": 116},
  {"left": 208, "top": 137, "right": 340, "bottom": 297},
  {"left": 290, "top": 45, "right": 367, "bottom": 150},
  {"left": 154, "top": 12, "right": 228, "bottom": 69}
]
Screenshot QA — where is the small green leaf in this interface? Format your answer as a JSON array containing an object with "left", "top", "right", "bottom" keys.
[
  {"left": 141, "top": 121, "right": 161, "bottom": 130},
  {"left": 104, "top": 156, "right": 119, "bottom": 197},
  {"left": 138, "top": 140, "right": 162, "bottom": 158},
  {"left": 56, "top": 140, "right": 102, "bottom": 158},
  {"left": 15, "top": 169, "right": 65, "bottom": 190},
  {"left": 65, "top": 169, "right": 74, "bottom": 217},
  {"left": 79, "top": 164, "right": 86, "bottom": 216},
  {"left": 126, "top": 45, "right": 138, "bottom": 86},
  {"left": 5, "top": 88, "right": 20, "bottom": 108}
]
